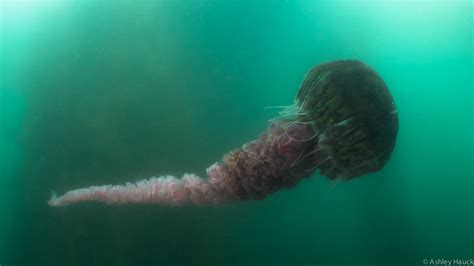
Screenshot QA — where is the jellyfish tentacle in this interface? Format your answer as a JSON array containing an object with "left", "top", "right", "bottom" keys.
[
  {"left": 291, "top": 146, "right": 325, "bottom": 168},
  {"left": 305, "top": 156, "right": 332, "bottom": 173}
]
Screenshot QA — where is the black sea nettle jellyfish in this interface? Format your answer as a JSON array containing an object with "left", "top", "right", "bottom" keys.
[{"left": 48, "top": 60, "right": 398, "bottom": 207}]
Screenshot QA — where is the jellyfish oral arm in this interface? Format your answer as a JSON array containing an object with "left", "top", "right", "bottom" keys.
[
  {"left": 48, "top": 174, "right": 231, "bottom": 207},
  {"left": 48, "top": 120, "right": 319, "bottom": 207}
]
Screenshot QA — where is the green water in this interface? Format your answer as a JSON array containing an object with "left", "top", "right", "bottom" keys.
[{"left": 1, "top": 1, "right": 472, "bottom": 265}]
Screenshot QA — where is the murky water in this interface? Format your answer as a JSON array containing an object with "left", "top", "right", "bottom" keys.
[{"left": 1, "top": 1, "right": 472, "bottom": 265}]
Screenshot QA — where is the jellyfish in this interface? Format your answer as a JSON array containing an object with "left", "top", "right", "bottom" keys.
[{"left": 48, "top": 60, "right": 398, "bottom": 207}]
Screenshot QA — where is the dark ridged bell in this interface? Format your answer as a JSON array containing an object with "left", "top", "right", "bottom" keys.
[{"left": 296, "top": 60, "right": 398, "bottom": 179}]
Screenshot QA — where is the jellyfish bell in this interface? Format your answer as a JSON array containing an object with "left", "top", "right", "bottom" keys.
[{"left": 295, "top": 60, "right": 398, "bottom": 180}]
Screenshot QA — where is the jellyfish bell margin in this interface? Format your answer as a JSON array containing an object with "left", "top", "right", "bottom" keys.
[{"left": 48, "top": 59, "right": 398, "bottom": 207}]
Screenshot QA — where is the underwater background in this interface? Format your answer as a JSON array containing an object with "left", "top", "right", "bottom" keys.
[{"left": 1, "top": 0, "right": 472, "bottom": 265}]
